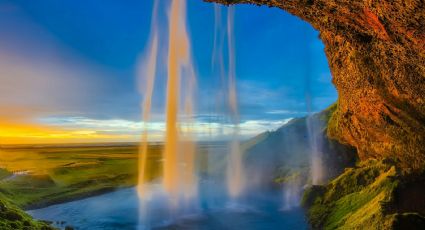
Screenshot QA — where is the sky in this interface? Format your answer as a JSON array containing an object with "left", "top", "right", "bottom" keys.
[{"left": 0, "top": 0, "right": 337, "bottom": 144}]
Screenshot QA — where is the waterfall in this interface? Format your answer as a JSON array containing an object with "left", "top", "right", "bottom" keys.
[{"left": 212, "top": 5, "right": 245, "bottom": 199}]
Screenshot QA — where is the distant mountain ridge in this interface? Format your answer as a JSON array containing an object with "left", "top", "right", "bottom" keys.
[{"left": 243, "top": 104, "right": 358, "bottom": 189}]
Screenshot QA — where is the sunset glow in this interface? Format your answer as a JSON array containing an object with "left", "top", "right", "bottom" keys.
[
  {"left": 0, "top": 122, "right": 131, "bottom": 145},
  {"left": 0, "top": 1, "right": 334, "bottom": 145}
]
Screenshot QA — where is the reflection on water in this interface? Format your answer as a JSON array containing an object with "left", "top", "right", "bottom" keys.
[{"left": 28, "top": 184, "right": 307, "bottom": 230}]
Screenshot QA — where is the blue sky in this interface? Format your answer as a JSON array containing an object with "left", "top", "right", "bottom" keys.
[{"left": 0, "top": 0, "right": 337, "bottom": 143}]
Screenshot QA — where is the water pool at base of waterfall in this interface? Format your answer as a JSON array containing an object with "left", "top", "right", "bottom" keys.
[{"left": 28, "top": 186, "right": 308, "bottom": 230}]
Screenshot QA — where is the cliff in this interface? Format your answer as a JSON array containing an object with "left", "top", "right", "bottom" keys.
[
  {"left": 302, "top": 159, "right": 425, "bottom": 229},
  {"left": 0, "top": 196, "right": 56, "bottom": 230},
  {"left": 243, "top": 105, "right": 425, "bottom": 229},
  {"left": 206, "top": 0, "right": 425, "bottom": 173}
]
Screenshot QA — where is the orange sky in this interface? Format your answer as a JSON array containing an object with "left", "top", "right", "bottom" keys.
[{"left": 0, "top": 120, "right": 132, "bottom": 145}]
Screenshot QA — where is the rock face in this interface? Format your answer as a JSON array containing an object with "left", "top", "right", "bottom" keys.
[{"left": 206, "top": 0, "right": 425, "bottom": 172}]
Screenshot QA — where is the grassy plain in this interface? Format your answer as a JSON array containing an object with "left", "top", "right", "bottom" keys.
[
  {"left": 0, "top": 143, "right": 225, "bottom": 209},
  {"left": 0, "top": 144, "right": 141, "bottom": 209}
]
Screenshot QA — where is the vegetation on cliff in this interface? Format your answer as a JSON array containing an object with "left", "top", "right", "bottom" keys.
[
  {"left": 245, "top": 102, "right": 425, "bottom": 229},
  {"left": 302, "top": 159, "right": 425, "bottom": 229},
  {"left": 0, "top": 196, "right": 55, "bottom": 230},
  {"left": 303, "top": 104, "right": 425, "bottom": 229}
]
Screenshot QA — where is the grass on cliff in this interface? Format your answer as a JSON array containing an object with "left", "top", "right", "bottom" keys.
[
  {"left": 0, "top": 195, "right": 55, "bottom": 230},
  {"left": 302, "top": 159, "right": 425, "bottom": 229}
]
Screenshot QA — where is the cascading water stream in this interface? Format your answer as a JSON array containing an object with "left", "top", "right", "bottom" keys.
[
  {"left": 162, "top": 0, "right": 183, "bottom": 201},
  {"left": 136, "top": 3, "right": 159, "bottom": 229},
  {"left": 137, "top": 1, "right": 159, "bottom": 200},
  {"left": 225, "top": 7, "right": 245, "bottom": 199},
  {"left": 137, "top": 0, "right": 198, "bottom": 217},
  {"left": 180, "top": 56, "right": 198, "bottom": 203},
  {"left": 163, "top": 0, "right": 198, "bottom": 207},
  {"left": 304, "top": 54, "right": 324, "bottom": 186},
  {"left": 307, "top": 116, "right": 324, "bottom": 185},
  {"left": 212, "top": 5, "right": 245, "bottom": 200}
]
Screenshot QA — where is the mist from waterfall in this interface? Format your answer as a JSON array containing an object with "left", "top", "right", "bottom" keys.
[
  {"left": 211, "top": 5, "right": 246, "bottom": 200},
  {"left": 281, "top": 176, "right": 302, "bottom": 211},
  {"left": 304, "top": 57, "right": 325, "bottom": 186},
  {"left": 306, "top": 115, "right": 325, "bottom": 185},
  {"left": 137, "top": 1, "right": 159, "bottom": 200},
  {"left": 224, "top": 6, "right": 245, "bottom": 200}
]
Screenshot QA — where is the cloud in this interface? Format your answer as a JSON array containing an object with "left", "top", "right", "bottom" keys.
[
  {"left": 265, "top": 110, "right": 308, "bottom": 115},
  {"left": 28, "top": 115, "right": 293, "bottom": 143}
]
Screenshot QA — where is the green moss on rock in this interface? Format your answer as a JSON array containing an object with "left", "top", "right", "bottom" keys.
[
  {"left": 0, "top": 198, "right": 56, "bottom": 230},
  {"left": 301, "top": 185, "right": 326, "bottom": 208},
  {"left": 303, "top": 160, "right": 425, "bottom": 229}
]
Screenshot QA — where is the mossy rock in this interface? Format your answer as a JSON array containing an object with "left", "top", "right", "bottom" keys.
[
  {"left": 0, "top": 198, "right": 56, "bottom": 230},
  {"left": 301, "top": 185, "right": 326, "bottom": 208},
  {"left": 304, "top": 160, "right": 425, "bottom": 229}
]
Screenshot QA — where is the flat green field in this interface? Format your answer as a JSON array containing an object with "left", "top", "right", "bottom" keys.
[
  {"left": 0, "top": 143, "right": 225, "bottom": 209},
  {"left": 0, "top": 144, "right": 141, "bottom": 209}
]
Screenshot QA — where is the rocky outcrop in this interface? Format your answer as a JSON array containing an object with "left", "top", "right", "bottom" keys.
[{"left": 206, "top": 0, "right": 425, "bottom": 173}]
